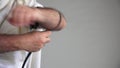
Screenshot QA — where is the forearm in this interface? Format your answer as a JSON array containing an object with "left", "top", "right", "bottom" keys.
[
  {"left": 0, "top": 34, "right": 20, "bottom": 53},
  {"left": 35, "top": 7, "right": 66, "bottom": 31},
  {"left": 0, "top": 31, "right": 51, "bottom": 53}
]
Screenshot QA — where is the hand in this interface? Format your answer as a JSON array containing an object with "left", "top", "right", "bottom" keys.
[
  {"left": 14, "top": 31, "right": 51, "bottom": 52},
  {"left": 8, "top": 5, "right": 39, "bottom": 27}
]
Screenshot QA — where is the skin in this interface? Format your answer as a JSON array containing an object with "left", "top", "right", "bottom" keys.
[
  {"left": 0, "top": 5, "right": 66, "bottom": 53},
  {"left": 8, "top": 5, "right": 66, "bottom": 30}
]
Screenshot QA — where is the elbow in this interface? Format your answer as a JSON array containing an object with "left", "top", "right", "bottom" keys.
[
  {"left": 59, "top": 19, "right": 67, "bottom": 30},
  {"left": 54, "top": 17, "right": 67, "bottom": 31}
]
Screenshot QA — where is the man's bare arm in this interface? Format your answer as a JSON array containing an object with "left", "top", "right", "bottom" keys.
[
  {"left": 0, "top": 31, "right": 51, "bottom": 53},
  {"left": 9, "top": 5, "right": 66, "bottom": 31},
  {"left": 0, "top": 34, "right": 19, "bottom": 53},
  {"left": 34, "top": 7, "right": 66, "bottom": 31}
]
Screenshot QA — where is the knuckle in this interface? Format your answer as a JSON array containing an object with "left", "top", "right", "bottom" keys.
[
  {"left": 47, "top": 38, "right": 51, "bottom": 43},
  {"left": 48, "top": 31, "right": 52, "bottom": 34},
  {"left": 41, "top": 39, "right": 46, "bottom": 44}
]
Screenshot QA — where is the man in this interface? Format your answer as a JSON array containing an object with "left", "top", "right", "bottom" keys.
[{"left": 0, "top": 0, "right": 66, "bottom": 68}]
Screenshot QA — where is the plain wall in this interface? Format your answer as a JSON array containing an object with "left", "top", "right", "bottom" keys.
[{"left": 37, "top": 0, "right": 120, "bottom": 68}]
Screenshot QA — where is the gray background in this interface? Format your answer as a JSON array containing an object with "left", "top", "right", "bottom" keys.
[{"left": 37, "top": 0, "right": 120, "bottom": 68}]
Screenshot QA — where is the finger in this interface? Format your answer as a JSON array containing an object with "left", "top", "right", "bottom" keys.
[
  {"left": 46, "top": 37, "right": 51, "bottom": 43},
  {"left": 41, "top": 31, "right": 52, "bottom": 37},
  {"left": 9, "top": 7, "right": 19, "bottom": 26},
  {"left": 7, "top": 8, "right": 16, "bottom": 25},
  {"left": 16, "top": 7, "right": 27, "bottom": 26},
  {"left": 13, "top": 7, "right": 18, "bottom": 22},
  {"left": 41, "top": 37, "right": 51, "bottom": 46},
  {"left": 17, "top": 11, "right": 25, "bottom": 26}
]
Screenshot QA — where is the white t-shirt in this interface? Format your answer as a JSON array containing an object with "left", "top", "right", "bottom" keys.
[{"left": 0, "top": 0, "right": 43, "bottom": 68}]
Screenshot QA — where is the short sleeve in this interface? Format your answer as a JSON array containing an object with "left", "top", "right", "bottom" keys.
[{"left": 34, "top": 1, "right": 44, "bottom": 7}]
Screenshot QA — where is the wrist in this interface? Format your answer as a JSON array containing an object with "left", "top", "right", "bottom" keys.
[
  {"left": 10, "top": 34, "right": 29, "bottom": 51},
  {"left": 32, "top": 7, "right": 44, "bottom": 24}
]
